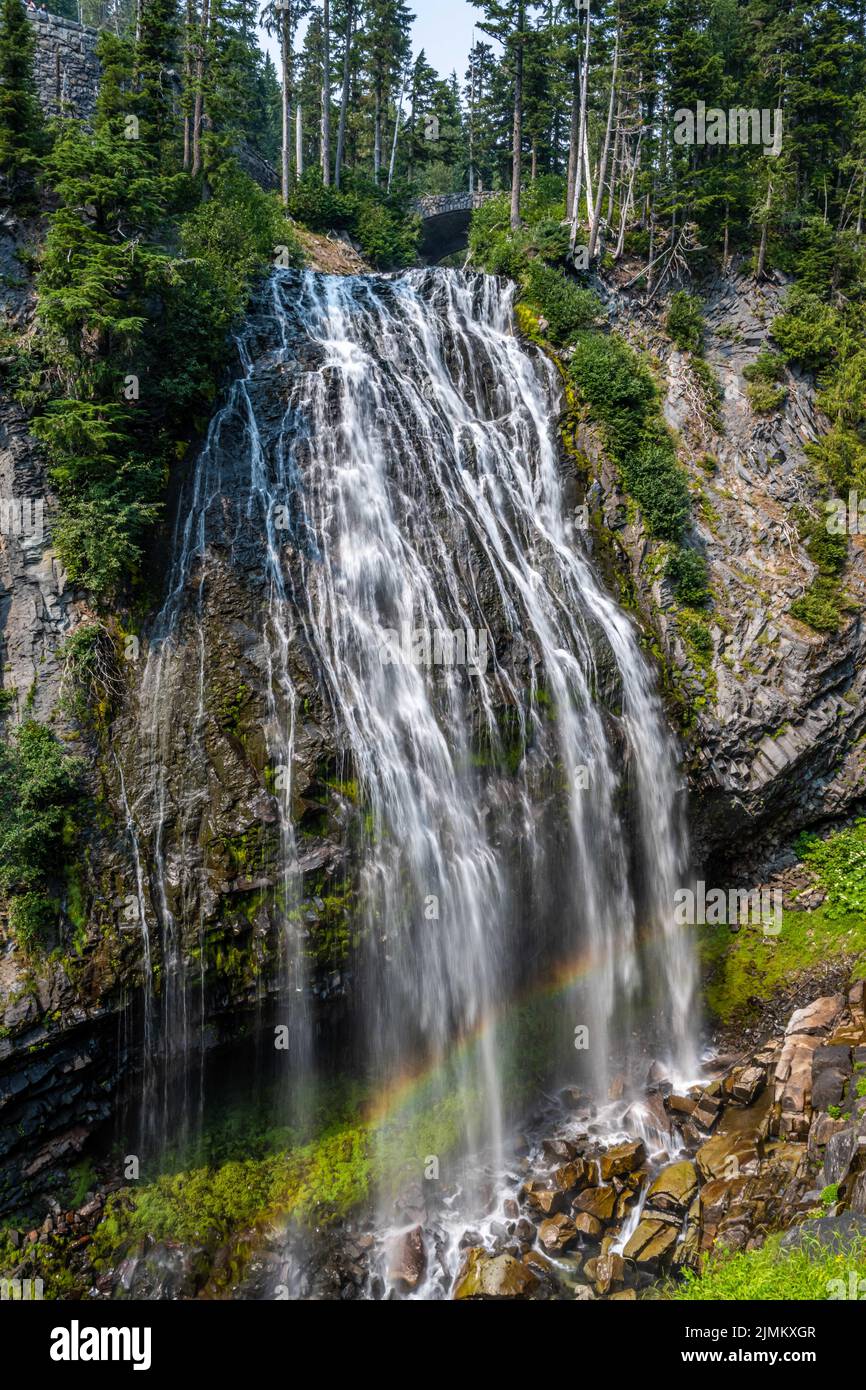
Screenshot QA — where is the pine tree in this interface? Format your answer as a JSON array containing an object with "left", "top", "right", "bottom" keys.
[{"left": 137, "top": 0, "right": 181, "bottom": 168}]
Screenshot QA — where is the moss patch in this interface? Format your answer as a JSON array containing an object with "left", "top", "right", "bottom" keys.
[{"left": 700, "top": 905, "right": 866, "bottom": 1026}]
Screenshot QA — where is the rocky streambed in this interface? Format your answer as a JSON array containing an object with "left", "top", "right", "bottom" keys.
[
  {"left": 2, "top": 982, "right": 865, "bottom": 1301},
  {"left": 376, "top": 980, "right": 866, "bottom": 1300}
]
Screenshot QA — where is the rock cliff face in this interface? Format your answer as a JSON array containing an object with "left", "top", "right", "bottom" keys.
[
  {"left": 0, "top": 213, "right": 131, "bottom": 1211},
  {"left": 589, "top": 264, "right": 866, "bottom": 875}
]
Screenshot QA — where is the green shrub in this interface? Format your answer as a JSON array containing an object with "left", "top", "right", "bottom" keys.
[
  {"left": 623, "top": 228, "right": 650, "bottom": 258},
  {"left": 801, "top": 516, "right": 847, "bottom": 576},
  {"left": 568, "top": 330, "right": 659, "bottom": 456},
  {"left": 790, "top": 576, "right": 846, "bottom": 633},
  {"left": 286, "top": 174, "right": 419, "bottom": 268},
  {"left": 0, "top": 721, "right": 84, "bottom": 955},
  {"left": 678, "top": 611, "right": 714, "bottom": 656},
  {"left": 795, "top": 820, "right": 866, "bottom": 921},
  {"left": 807, "top": 424, "right": 866, "bottom": 496},
  {"left": 568, "top": 330, "right": 690, "bottom": 540},
  {"left": 521, "top": 173, "right": 567, "bottom": 224},
  {"left": 621, "top": 440, "right": 691, "bottom": 541},
  {"left": 353, "top": 198, "right": 419, "bottom": 268},
  {"left": 746, "top": 379, "right": 787, "bottom": 413},
  {"left": 669, "top": 1232, "right": 866, "bottom": 1300},
  {"left": 772, "top": 288, "right": 845, "bottom": 369},
  {"left": 792, "top": 216, "right": 844, "bottom": 296},
  {"left": 479, "top": 232, "right": 527, "bottom": 279},
  {"left": 744, "top": 349, "right": 788, "bottom": 412},
  {"left": 524, "top": 218, "right": 570, "bottom": 263},
  {"left": 743, "top": 350, "right": 786, "bottom": 384},
  {"left": 520, "top": 260, "right": 599, "bottom": 344},
  {"left": 179, "top": 165, "right": 303, "bottom": 322},
  {"left": 667, "top": 548, "right": 711, "bottom": 606},
  {"left": 285, "top": 176, "right": 355, "bottom": 231},
  {"left": 666, "top": 290, "right": 704, "bottom": 352},
  {"left": 468, "top": 191, "right": 512, "bottom": 258}
]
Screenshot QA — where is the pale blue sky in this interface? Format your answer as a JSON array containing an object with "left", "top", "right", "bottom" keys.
[{"left": 259, "top": 0, "right": 484, "bottom": 84}]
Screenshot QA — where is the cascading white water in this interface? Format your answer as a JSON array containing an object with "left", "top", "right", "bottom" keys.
[{"left": 125, "top": 265, "right": 697, "bottom": 1174}]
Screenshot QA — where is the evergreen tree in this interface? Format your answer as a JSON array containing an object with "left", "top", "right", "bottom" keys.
[
  {"left": 137, "top": 0, "right": 182, "bottom": 168},
  {"left": 0, "top": 0, "right": 45, "bottom": 202}
]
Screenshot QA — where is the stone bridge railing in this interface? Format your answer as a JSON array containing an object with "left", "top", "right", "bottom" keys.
[
  {"left": 26, "top": 10, "right": 100, "bottom": 122},
  {"left": 413, "top": 191, "right": 500, "bottom": 220}
]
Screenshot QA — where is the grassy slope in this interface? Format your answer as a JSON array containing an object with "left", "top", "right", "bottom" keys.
[
  {"left": 700, "top": 907, "right": 866, "bottom": 1026},
  {"left": 667, "top": 1233, "right": 866, "bottom": 1300}
]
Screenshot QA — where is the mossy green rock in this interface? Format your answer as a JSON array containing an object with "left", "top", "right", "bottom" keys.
[
  {"left": 646, "top": 1160, "right": 699, "bottom": 1215},
  {"left": 453, "top": 1247, "right": 539, "bottom": 1300}
]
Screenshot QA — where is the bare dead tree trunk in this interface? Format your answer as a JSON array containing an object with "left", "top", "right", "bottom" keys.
[
  {"left": 588, "top": 28, "right": 619, "bottom": 259},
  {"left": 510, "top": 1, "right": 526, "bottom": 230},
  {"left": 582, "top": 123, "right": 594, "bottom": 225},
  {"left": 607, "top": 97, "right": 622, "bottom": 226},
  {"left": 374, "top": 81, "right": 382, "bottom": 184},
  {"left": 468, "top": 47, "right": 475, "bottom": 193},
  {"left": 335, "top": 0, "right": 353, "bottom": 190},
  {"left": 280, "top": 16, "right": 291, "bottom": 202},
  {"left": 614, "top": 123, "right": 643, "bottom": 259},
  {"left": 182, "top": 0, "right": 195, "bottom": 169},
  {"left": 191, "top": 0, "right": 209, "bottom": 178},
  {"left": 296, "top": 103, "right": 303, "bottom": 180},
  {"left": 566, "top": 60, "right": 580, "bottom": 219},
  {"left": 321, "top": 0, "right": 331, "bottom": 184},
  {"left": 387, "top": 63, "right": 409, "bottom": 191},
  {"left": 569, "top": 8, "right": 592, "bottom": 251}
]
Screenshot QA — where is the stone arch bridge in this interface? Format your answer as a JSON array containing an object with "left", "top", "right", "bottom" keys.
[{"left": 413, "top": 191, "right": 500, "bottom": 263}]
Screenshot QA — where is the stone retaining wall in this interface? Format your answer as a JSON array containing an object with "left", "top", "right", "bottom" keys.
[{"left": 26, "top": 10, "right": 100, "bottom": 122}]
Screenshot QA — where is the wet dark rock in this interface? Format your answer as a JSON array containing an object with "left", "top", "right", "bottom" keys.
[
  {"left": 386, "top": 1226, "right": 426, "bottom": 1292},
  {"left": 811, "top": 1068, "right": 849, "bottom": 1112},
  {"left": 572, "top": 1185, "right": 617, "bottom": 1223},
  {"left": 550, "top": 1160, "right": 590, "bottom": 1197},
  {"left": 538, "top": 1213, "right": 579, "bottom": 1253},
  {"left": 541, "top": 1138, "right": 579, "bottom": 1165},
  {"left": 696, "top": 1130, "right": 762, "bottom": 1182},
  {"left": 453, "top": 1247, "right": 539, "bottom": 1300},
  {"left": 599, "top": 1141, "right": 645, "bottom": 1181},
  {"left": 521, "top": 1180, "right": 566, "bottom": 1217},
  {"left": 731, "top": 1066, "right": 766, "bottom": 1107},
  {"left": 645, "top": 1160, "right": 699, "bottom": 1215},
  {"left": 622, "top": 1218, "right": 679, "bottom": 1271},
  {"left": 571, "top": 1211, "right": 603, "bottom": 1242}
]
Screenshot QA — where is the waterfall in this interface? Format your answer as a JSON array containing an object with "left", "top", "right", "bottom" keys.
[{"left": 125, "top": 265, "right": 697, "bottom": 1174}]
